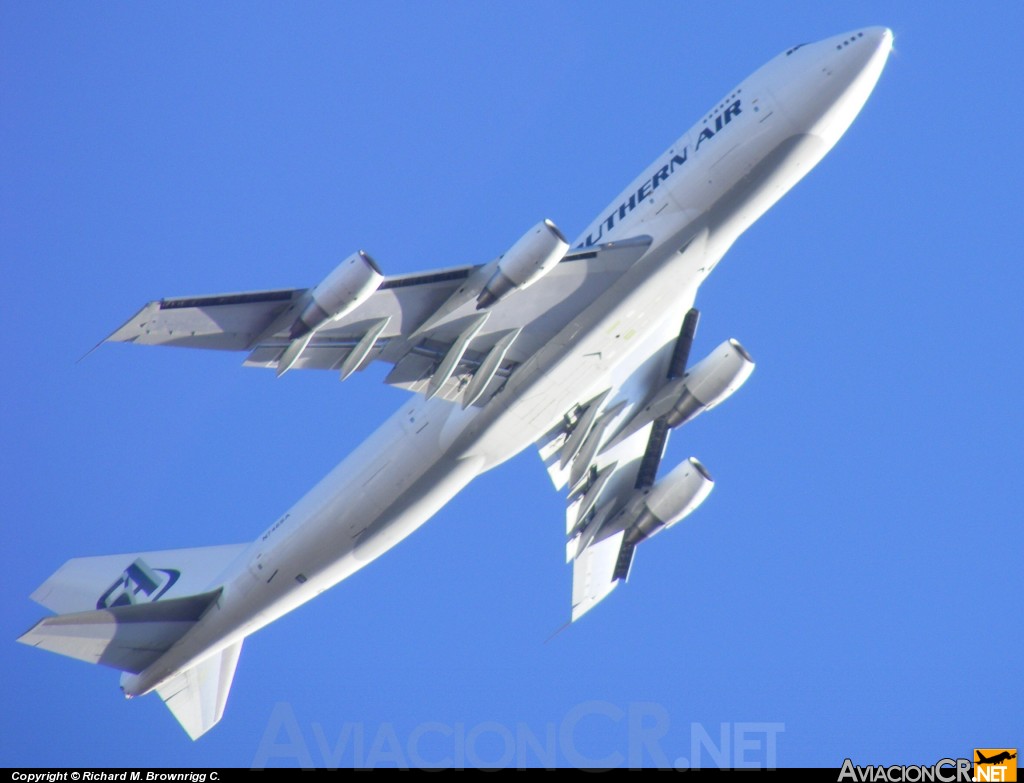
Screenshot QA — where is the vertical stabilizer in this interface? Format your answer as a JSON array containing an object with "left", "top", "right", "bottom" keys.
[{"left": 29, "top": 543, "right": 248, "bottom": 614}]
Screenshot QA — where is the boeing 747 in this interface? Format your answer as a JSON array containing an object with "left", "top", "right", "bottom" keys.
[{"left": 20, "top": 28, "right": 894, "bottom": 739}]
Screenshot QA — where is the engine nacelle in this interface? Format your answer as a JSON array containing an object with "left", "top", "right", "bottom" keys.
[
  {"left": 476, "top": 219, "right": 569, "bottom": 309},
  {"left": 665, "top": 338, "right": 755, "bottom": 428},
  {"left": 626, "top": 457, "right": 714, "bottom": 545},
  {"left": 291, "top": 251, "right": 384, "bottom": 339}
]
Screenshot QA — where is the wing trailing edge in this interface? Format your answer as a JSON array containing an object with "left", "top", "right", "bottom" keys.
[{"left": 571, "top": 531, "right": 626, "bottom": 622}]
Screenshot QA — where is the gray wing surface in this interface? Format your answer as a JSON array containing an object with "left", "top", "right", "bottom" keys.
[
  {"left": 108, "top": 239, "right": 652, "bottom": 405},
  {"left": 106, "top": 234, "right": 696, "bottom": 620},
  {"left": 532, "top": 289, "right": 698, "bottom": 621}
]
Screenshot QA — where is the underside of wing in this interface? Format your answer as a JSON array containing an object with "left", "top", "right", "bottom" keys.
[
  {"left": 571, "top": 530, "right": 627, "bottom": 622},
  {"left": 562, "top": 416, "right": 656, "bottom": 622},
  {"left": 540, "top": 291, "right": 745, "bottom": 623},
  {"left": 107, "top": 238, "right": 653, "bottom": 407},
  {"left": 108, "top": 289, "right": 304, "bottom": 351},
  {"left": 533, "top": 291, "right": 699, "bottom": 622}
]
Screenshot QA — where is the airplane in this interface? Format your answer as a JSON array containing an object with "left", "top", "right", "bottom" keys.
[
  {"left": 19, "top": 27, "right": 894, "bottom": 740},
  {"left": 976, "top": 751, "right": 1017, "bottom": 765}
]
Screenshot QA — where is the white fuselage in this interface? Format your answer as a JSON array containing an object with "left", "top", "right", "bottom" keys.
[{"left": 121, "top": 27, "right": 892, "bottom": 697}]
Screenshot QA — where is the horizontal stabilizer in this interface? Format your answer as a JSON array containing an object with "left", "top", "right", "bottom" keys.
[
  {"left": 157, "top": 640, "right": 242, "bottom": 740},
  {"left": 17, "top": 590, "right": 221, "bottom": 674}
]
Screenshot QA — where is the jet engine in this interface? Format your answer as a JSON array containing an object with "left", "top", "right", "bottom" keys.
[
  {"left": 476, "top": 219, "right": 569, "bottom": 309},
  {"left": 290, "top": 251, "right": 384, "bottom": 339},
  {"left": 663, "top": 339, "right": 755, "bottom": 427},
  {"left": 604, "top": 338, "right": 755, "bottom": 449},
  {"left": 625, "top": 457, "right": 714, "bottom": 545}
]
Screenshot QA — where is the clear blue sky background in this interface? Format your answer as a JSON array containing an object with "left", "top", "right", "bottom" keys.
[{"left": 2, "top": 1, "right": 1020, "bottom": 769}]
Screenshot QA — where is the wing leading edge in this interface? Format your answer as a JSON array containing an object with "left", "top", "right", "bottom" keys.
[
  {"left": 534, "top": 290, "right": 700, "bottom": 622},
  {"left": 106, "top": 238, "right": 652, "bottom": 407},
  {"left": 103, "top": 233, "right": 713, "bottom": 621}
]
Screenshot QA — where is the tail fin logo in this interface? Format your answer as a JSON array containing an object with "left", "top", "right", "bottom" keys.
[
  {"left": 974, "top": 749, "right": 1017, "bottom": 782},
  {"left": 96, "top": 558, "right": 181, "bottom": 609}
]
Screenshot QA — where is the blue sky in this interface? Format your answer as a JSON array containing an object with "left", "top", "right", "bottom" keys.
[{"left": 2, "top": 1, "right": 1021, "bottom": 769}]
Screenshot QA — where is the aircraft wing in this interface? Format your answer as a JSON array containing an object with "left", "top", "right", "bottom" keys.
[
  {"left": 534, "top": 289, "right": 699, "bottom": 622},
  {"left": 107, "top": 238, "right": 652, "bottom": 405}
]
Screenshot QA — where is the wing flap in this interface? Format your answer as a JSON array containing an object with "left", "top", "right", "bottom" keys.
[
  {"left": 539, "top": 286, "right": 699, "bottom": 620},
  {"left": 571, "top": 531, "right": 626, "bottom": 622},
  {"left": 105, "top": 238, "right": 654, "bottom": 406}
]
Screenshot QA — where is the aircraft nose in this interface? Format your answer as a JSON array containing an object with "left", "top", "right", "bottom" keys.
[
  {"left": 777, "top": 26, "right": 893, "bottom": 143},
  {"left": 836, "top": 27, "right": 893, "bottom": 77},
  {"left": 827, "top": 26, "right": 892, "bottom": 88},
  {"left": 822, "top": 27, "right": 892, "bottom": 84},
  {"left": 865, "top": 27, "right": 894, "bottom": 58}
]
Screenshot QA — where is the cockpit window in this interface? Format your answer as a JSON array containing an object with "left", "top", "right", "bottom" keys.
[{"left": 785, "top": 43, "right": 808, "bottom": 56}]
